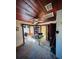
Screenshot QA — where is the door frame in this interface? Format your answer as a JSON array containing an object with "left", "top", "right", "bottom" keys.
[{"left": 21, "top": 24, "right": 30, "bottom": 44}]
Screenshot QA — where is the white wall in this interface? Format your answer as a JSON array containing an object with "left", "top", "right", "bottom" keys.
[
  {"left": 16, "top": 20, "right": 31, "bottom": 47},
  {"left": 56, "top": 10, "right": 62, "bottom": 59},
  {"left": 16, "top": 20, "right": 23, "bottom": 47}
]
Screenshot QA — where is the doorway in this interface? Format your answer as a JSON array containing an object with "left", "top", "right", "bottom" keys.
[
  {"left": 21, "top": 24, "right": 30, "bottom": 43},
  {"left": 48, "top": 24, "right": 56, "bottom": 55},
  {"left": 22, "top": 24, "right": 48, "bottom": 45}
]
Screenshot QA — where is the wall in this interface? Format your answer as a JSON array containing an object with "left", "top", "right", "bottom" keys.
[
  {"left": 56, "top": 9, "right": 62, "bottom": 59},
  {"left": 16, "top": 20, "right": 31, "bottom": 47},
  {"left": 29, "top": 26, "right": 34, "bottom": 36},
  {"left": 16, "top": 20, "right": 23, "bottom": 47},
  {"left": 41, "top": 26, "right": 47, "bottom": 41}
]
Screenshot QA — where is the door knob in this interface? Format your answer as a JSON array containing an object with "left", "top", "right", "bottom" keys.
[{"left": 56, "top": 31, "right": 59, "bottom": 34}]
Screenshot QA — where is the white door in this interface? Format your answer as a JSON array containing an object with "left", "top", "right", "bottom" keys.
[{"left": 56, "top": 10, "right": 62, "bottom": 59}]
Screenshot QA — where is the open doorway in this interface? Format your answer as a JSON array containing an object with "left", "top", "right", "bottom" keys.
[
  {"left": 21, "top": 24, "right": 56, "bottom": 57},
  {"left": 21, "top": 24, "right": 30, "bottom": 43},
  {"left": 21, "top": 24, "right": 48, "bottom": 45}
]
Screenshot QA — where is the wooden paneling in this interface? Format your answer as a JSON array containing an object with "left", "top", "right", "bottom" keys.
[{"left": 16, "top": 0, "right": 62, "bottom": 22}]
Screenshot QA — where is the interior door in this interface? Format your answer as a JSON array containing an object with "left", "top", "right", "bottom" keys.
[
  {"left": 56, "top": 10, "right": 62, "bottom": 59},
  {"left": 48, "top": 24, "right": 56, "bottom": 54}
]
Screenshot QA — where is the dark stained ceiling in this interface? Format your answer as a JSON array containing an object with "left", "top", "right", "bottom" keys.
[{"left": 16, "top": 0, "right": 62, "bottom": 23}]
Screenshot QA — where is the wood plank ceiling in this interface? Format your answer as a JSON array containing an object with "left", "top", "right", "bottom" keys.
[{"left": 16, "top": 0, "right": 62, "bottom": 23}]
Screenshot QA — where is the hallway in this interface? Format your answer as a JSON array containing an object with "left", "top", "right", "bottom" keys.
[
  {"left": 16, "top": 36, "right": 55, "bottom": 59},
  {"left": 16, "top": 0, "right": 62, "bottom": 59}
]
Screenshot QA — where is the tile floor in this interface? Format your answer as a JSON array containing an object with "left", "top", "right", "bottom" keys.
[{"left": 16, "top": 36, "right": 55, "bottom": 59}]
